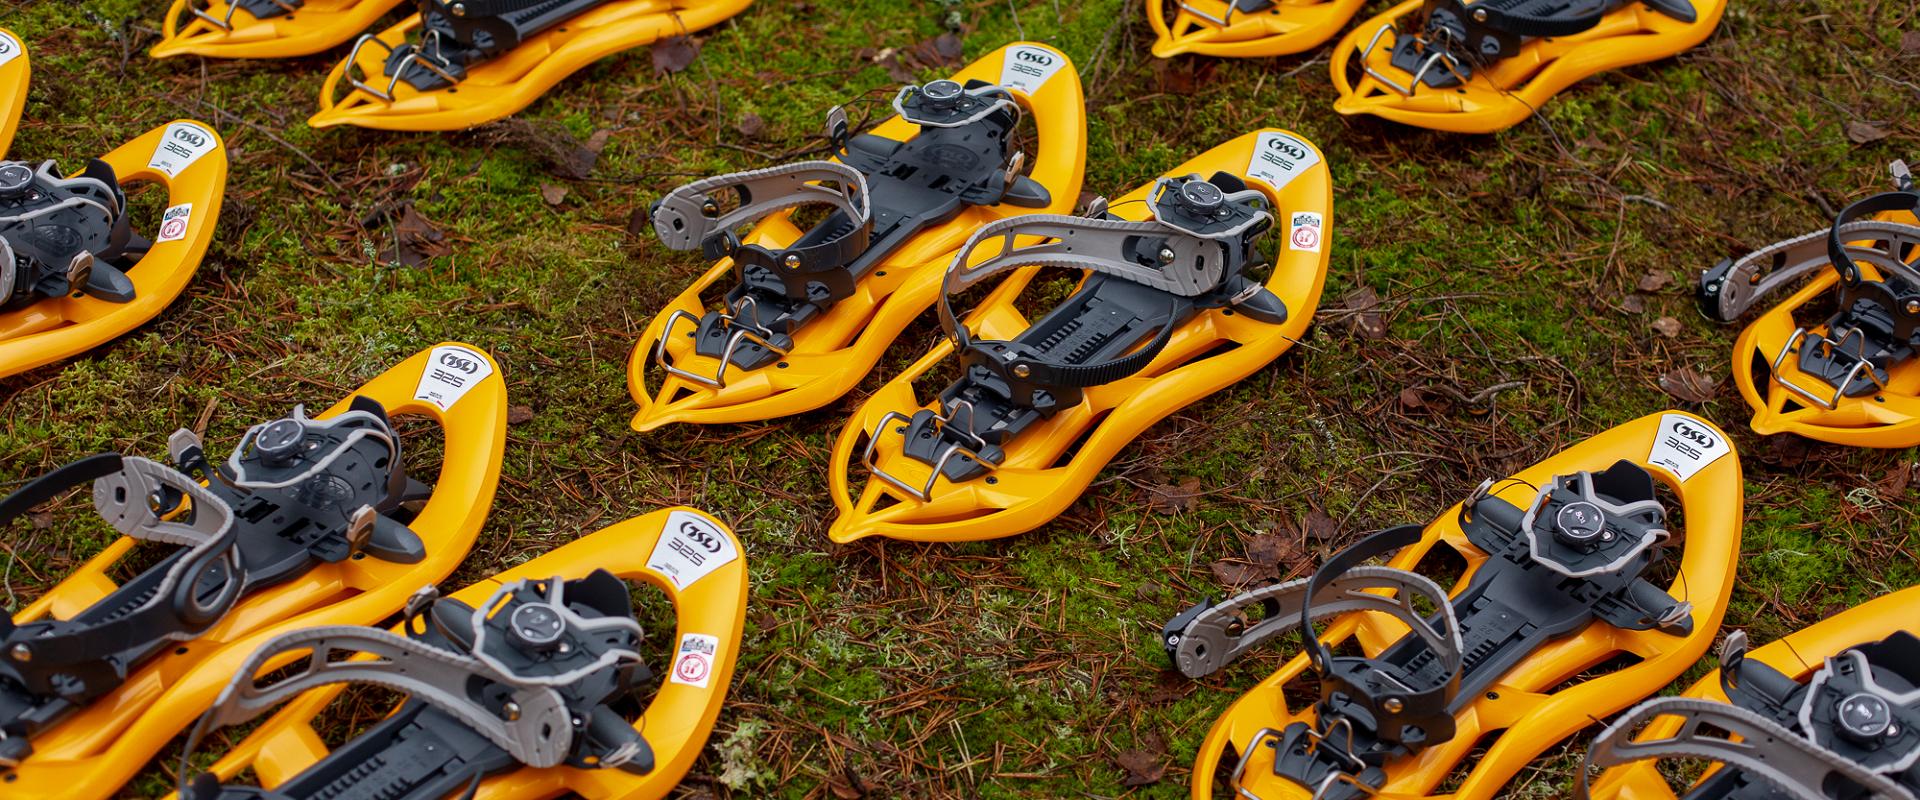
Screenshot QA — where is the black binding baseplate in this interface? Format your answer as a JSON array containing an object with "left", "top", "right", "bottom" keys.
[
  {"left": 880, "top": 173, "right": 1284, "bottom": 491},
  {"left": 1383, "top": 0, "right": 1698, "bottom": 90},
  {"left": 647, "top": 79, "right": 1051, "bottom": 376},
  {"left": 1698, "top": 161, "right": 1920, "bottom": 403},
  {"left": 1161, "top": 460, "right": 1692, "bottom": 800},
  {"left": 180, "top": 571, "right": 656, "bottom": 800},
  {"left": 221, "top": 0, "right": 306, "bottom": 23},
  {"left": 1583, "top": 631, "right": 1920, "bottom": 800},
  {"left": 0, "top": 158, "right": 147, "bottom": 309},
  {"left": 379, "top": 0, "right": 614, "bottom": 92},
  {"left": 0, "top": 398, "right": 429, "bottom": 769}
]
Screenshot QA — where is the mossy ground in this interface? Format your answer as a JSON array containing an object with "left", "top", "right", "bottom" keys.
[{"left": 3, "top": 0, "right": 1917, "bottom": 797}]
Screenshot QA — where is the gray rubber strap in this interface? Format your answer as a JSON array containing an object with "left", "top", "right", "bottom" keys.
[
  {"left": 1168, "top": 565, "right": 1460, "bottom": 679},
  {"left": 1580, "top": 696, "right": 1919, "bottom": 800},
  {"left": 224, "top": 407, "right": 399, "bottom": 491},
  {"left": 650, "top": 160, "right": 871, "bottom": 252},
  {"left": 94, "top": 456, "right": 234, "bottom": 547},
  {"left": 1711, "top": 219, "right": 1920, "bottom": 321},
  {"left": 201, "top": 625, "right": 578, "bottom": 769}
]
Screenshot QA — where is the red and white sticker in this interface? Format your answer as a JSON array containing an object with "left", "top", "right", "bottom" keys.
[
  {"left": 156, "top": 203, "right": 192, "bottom": 243},
  {"left": 147, "top": 122, "right": 219, "bottom": 179},
  {"left": 669, "top": 633, "right": 721, "bottom": 689},
  {"left": 1288, "top": 211, "right": 1323, "bottom": 253},
  {"left": 0, "top": 30, "right": 23, "bottom": 68},
  {"left": 412, "top": 344, "right": 494, "bottom": 411}
]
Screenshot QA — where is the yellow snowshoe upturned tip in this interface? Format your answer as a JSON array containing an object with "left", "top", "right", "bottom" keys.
[
  {"left": 0, "top": 28, "right": 26, "bottom": 157},
  {"left": 309, "top": 0, "right": 752, "bottom": 131},
  {"left": 151, "top": 0, "right": 406, "bottom": 60},
  {"left": 828, "top": 128, "right": 1329, "bottom": 544},
  {"left": 1330, "top": 0, "right": 1727, "bottom": 134},
  {"left": 1704, "top": 162, "right": 1920, "bottom": 448},
  {"left": 1179, "top": 411, "right": 1742, "bottom": 800},
  {"left": 1581, "top": 585, "right": 1920, "bottom": 799},
  {"left": 165, "top": 507, "right": 748, "bottom": 800},
  {"left": 0, "top": 120, "right": 228, "bottom": 379},
  {"left": 1148, "top": 0, "right": 1366, "bottom": 59},
  {"left": 1, "top": 343, "right": 508, "bottom": 800},
  {"left": 627, "top": 41, "right": 1088, "bottom": 431}
]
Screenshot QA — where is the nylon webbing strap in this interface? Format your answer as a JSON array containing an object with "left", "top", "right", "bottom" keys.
[
  {"left": 1473, "top": 0, "right": 1610, "bottom": 38},
  {"left": 425, "top": 0, "right": 551, "bottom": 17},
  {"left": 1827, "top": 190, "right": 1920, "bottom": 284},
  {"left": 0, "top": 453, "right": 124, "bottom": 525},
  {"left": 1301, "top": 524, "right": 1461, "bottom": 678}
]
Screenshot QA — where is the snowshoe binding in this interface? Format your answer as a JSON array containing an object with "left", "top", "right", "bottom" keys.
[
  {"left": 174, "top": 506, "right": 746, "bottom": 800},
  {"left": 1583, "top": 585, "right": 1920, "bottom": 799},
  {"left": 1148, "top": 0, "right": 1367, "bottom": 59},
  {"left": 0, "top": 119, "right": 227, "bottom": 378},
  {"left": 0, "top": 28, "right": 26, "bottom": 157},
  {"left": 1330, "top": 0, "right": 1725, "bottom": 133},
  {"left": 1161, "top": 411, "right": 1743, "bottom": 799},
  {"left": 827, "top": 129, "right": 1326, "bottom": 543},
  {"left": 152, "top": 0, "right": 405, "bottom": 60},
  {"left": 0, "top": 343, "right": 509, "bottom": 799},
  {"left": 1699, "top": 160, "right": 1920, "bottom": 448},
  {"left": 628, "top": 42, "right": 1087, "bottom": 431},
  {"left": 312, "top": 0, "right": 753, "bottom": 130}
]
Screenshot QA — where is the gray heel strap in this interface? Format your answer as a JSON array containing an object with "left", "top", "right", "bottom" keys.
[
  {"left": 1168, "top": 565, "right": 1460, "bottom": 679},
  {"left": 651, "top": 161, "right": 871, "bottom": 252}
]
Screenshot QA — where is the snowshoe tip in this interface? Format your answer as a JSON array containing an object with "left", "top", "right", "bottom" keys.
[
  {"left": 0, "top": 28, "right": 25, "bottom": 157},
  {"left": 827, "top": 128, "right": 1328, "bottom": 544},
  {"left": 1163, "top": 411, "right": 1742, "bottom": 799},
  {"left": 1582, "top": 584, "right": 1920, "bottom": 799},
  {"left": 0, "top": 343, "right": 509, "bottom": 798},
  {"left": 1330, "top": 0, "right": 1727, "bottom": 133},
  {"left": 311, "top": 0, "right": 754, "bottom": 131},
  {"left": 1149, "top": 0, "right": 1367, "bottom": 59},
  {"left": 152, "top": 0, "right": 406, "bottom": 60},
  {"left": 627, "top": 42, "right": 1088, "bottom": 431},
  {"left": 0, "top": 119, "right": 228, "bottom": 378},
  {"left": 1700, "top": 160, "right": 1920, "bottom": 448},
  {"left": 170, "top": 506, "right": 747, "bottom": 800}
]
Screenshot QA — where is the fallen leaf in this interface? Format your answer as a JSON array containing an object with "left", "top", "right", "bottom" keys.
[
  {"left": 1652, "top": 316, "right": 1682, "bottom": 338},
  {"left": 539, "top": 183, "right": 568, "bottom": 206},
  {"left": 1658, "top": 367, "right": 1718, "bottom": 403},
  {"left": 1145, "top": 669, "right": 1189, "bottom": 704},
  {"left": 585, "top": 129, "right": 612, "bottom": 154},
  {"left": 507, "top": 405, "right": 535, "bottom": 425},
  {"left": 1846, "top": 120, "right": 1889, "bottom": 145},
  {"left": 1767, "top": 435, "right": 1816, "bottom": 468},
  {"left": 1209, "top": 559, "right": 1266, "bottom": 588},
  {"left": 652, "top": 36, "right": 700, "bottom": 75},
  {"left": 1399, "top": 386, "right": 1427, "bottom": 409},
  {"left": 1146, "top": 477, "right": 1203, "bottom": 514},
  {"left": 378, "top": 204, "right": 448, "bottom": 268},
  {"left": 908, "top": 32, "right": 965, "bottom": 69},
  {"left": 1340, "top": 287, "right": 1388, "bottom": 339},
  {"left": 29, "top": 510, "right": 52, "bottom": 529},
  {"left": 627, "top": 206, "right": 651, "bottom": 239},
  {"left": 1622, "top": 295, "right": 1647, "bottom": 314},
  {"left": 1880, "top": 461, "right": 1913, "bottom": 497},
  {"left": 1134, "top": 580, "right": 1162, "bottom": 600},
  {"left": 1116, "top": 749, "right": 1167, "bottom": 787},
  {"left": 475, "top": 118, "right": 599, "bottom": 178},
  {"left": 1905, "top": 31, "right": 1920, "bottom": 53},
  {"left": 736, "top": 112, "right": 766, "bottom": 139},
  {"left": 1637, "top": 270, "right": 1673, "bottom": 292},
  {"left": 1302, "top": 509, "right": 1340, "bottom": 542},
  {"left": 827, "top": 776, "right": 865, "bottom": 800},
  {"left": 1245, "top": 532, "right": 1298, "bottom": 569}
]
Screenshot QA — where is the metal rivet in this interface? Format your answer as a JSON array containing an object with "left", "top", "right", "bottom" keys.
[
  {"left": 503, "top": 701, "right": 521, "bottom": 721},
  {"left": 701, "top": 200, "right": 718, "bottom": 215},
  {"left": 1013, "top": 364, "right": 1032, "bottom": 378},
  {"left": 1383, "top": 698, "right": 1404, "bottom": 713},
  {"left": 451, "top": 2, "right": 467, "bottom": 15},
  {"left": 1906, "top": 300, "right": 1919, "bottom": 314},
  {"left": 9, "top": 644, "right": 29, "bottom": 663},
  {"left": 783, "top": 254, "right": 802, "bottom": 269},
  {"left": 1158, "top": 247, "right": 1176, "bottom": 265},
  {"left": 1472, "top": 8, "right": 1487, "bottom": 21}
]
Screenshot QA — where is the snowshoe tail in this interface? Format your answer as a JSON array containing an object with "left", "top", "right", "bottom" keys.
[
  {"left": 0, "top": 29, "right": 25, "bottom": 157},
  {"left": 1330, "top": 0, "right": 1727, "bottom": 133},
  {"left": 1167, "top": 411, "right": 1743, "bottom": 800},
  {"left": 0, "top": 120, "right": 228, "bottom": 378},
  {"left": 1703, "top": 160, "right": 1920, "bottom": 448},
  {"left": 627, "top": 42, "right": 1088, "bottom": 431},
  {"left": 310, "top": 0, "right": 754, "bottom": 131},
  {"left": 1582, "top": 585, "right": 1920, "bottom": 799},
  {"left": 150, "top": 0, "right": 406, "bottom": 60},
  {"left": 0, "top": 343, "right": 509, "bottom": 799},
  {"left": 827, "top": 129, "right": 1327, "bottom": 543},
  {"left": 167, "top": 507, "right": 747, "bottom": 800},
  {"left": 1148, "top": 0, "right": 1367, "bottom": 59}
]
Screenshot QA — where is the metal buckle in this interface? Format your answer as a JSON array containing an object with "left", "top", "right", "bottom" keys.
[
  {"left": 187, "top": 0, "right": 298, "bottom": 32},
  {"left": 1768, "top": 326, "right": 1889, "bottom": 410},
  {"left": 1355, "top": 23, "right": 1469, "bottom": 97},
  {"left": 859, "top": 402, "right": 996, "bottom": 503},
  {"left": 342, "top": 29, "right": 461, "bottom": 103},
  {"left": 1225, "top": 725, "right": 1381, "bottom": 800},
  {"left": 1176, "top": 0, "right": 1238, "bottom": 27},
  {"left": 650, "top": 296, "right": 790, "bottom": 390}
]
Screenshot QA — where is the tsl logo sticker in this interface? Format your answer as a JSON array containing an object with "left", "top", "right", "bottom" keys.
[
  {"left": 412, "top": 344, "right": 494, "bottom": 411},
  {"left": 156, "top": 203, "right": 193, "bottom": 243},
  {"left": 1288, "top": 211, "right": 1323, "bottom": 253}
]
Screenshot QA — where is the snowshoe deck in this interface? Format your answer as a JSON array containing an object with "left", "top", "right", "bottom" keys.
[
  {"left": 0, "top": 29, "right": 25, "bottom": 157},
  {"left": 311, "top": 0, "right": 752, "bottom": 130},
  {"left": 1700, "top": 160, "right": 1920, "bottom": 448},
  {"left": 1166, "top": 411, "right": 1742, "bottom": 800},
  {"left": 152, "top": 0, "right": 405, "bottom": 60},
  {"left": 0, "top": 120, "right": 227, "bottom": 378},
  {"left": 169, "top": 507, "right": 746, "bottom": 800},
  {"left": 1583, "top": 585, "right": 1920, "bottom": 799},
  {"left": 627, "top": 42, "right": 1087, "bottom": 430},
  {"left": 1148, "top": 0, "right": 1367, "bottom": 58},
  {"left": 0, "top": 343, "right": 508, "bottom": 800},
  {"left": 827, "top": 129, "right": 1326, "bottom": 543},
  {"left": 1330, "top": 0, "right": 1725, "bottom": 133}
]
